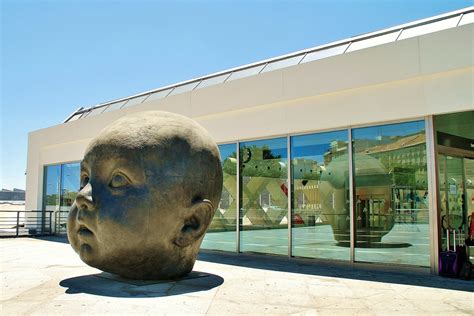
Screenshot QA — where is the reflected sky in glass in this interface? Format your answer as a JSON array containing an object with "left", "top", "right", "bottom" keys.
[
  {"left": 218, "top": 143, "right": 236, "bottom": 163},
  {"left": 353, "top": 120, "right": 425, "bottom": 140}
]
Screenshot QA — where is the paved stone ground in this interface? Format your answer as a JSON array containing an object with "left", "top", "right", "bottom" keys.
[{"left": 1, "top": 237, "right": 473, "bottom": 315}]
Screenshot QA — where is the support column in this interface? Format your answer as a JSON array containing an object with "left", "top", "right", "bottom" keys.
[
  {"left": 348, "top": 128, "right": 355, "bottom": 264},
  {"left": 236, "top": 142, "right": 241, "bottom": 253},
  {"left": 426, "top": 116, "right": 440, "bottom": 274}
]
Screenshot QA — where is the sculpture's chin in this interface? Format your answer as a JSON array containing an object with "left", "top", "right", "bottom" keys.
[{"left": 78, "top": 243, "right": 97, "bottom": 264}]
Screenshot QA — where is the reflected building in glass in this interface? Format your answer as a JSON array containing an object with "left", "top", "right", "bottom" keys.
[
  {"left": 352, "top": 121, "right": 430, "bottom": 266},
  {"left": 291, "top": 130, "right": 350, "bottom": 261},
  {"left": 239, "top": 138, "right": 288, "bottom": 255},
  {"left": 202, "top": 144, "right": 238, "bottom": 252},
  {"left": 27, "top": 8, "right": 473, "bottom": 275}
]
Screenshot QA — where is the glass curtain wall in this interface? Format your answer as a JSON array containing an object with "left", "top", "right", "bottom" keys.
[
  {"left": 42, "top": 165, "right": 61, "bottom": 233},
  {"left": 55, "top": 163, "right": 81, "bottom": 233},
  {"left": 291, "top": 130, "right": 350, "bottom": 261},
  {"left": 42, "top": 162, "right": 80, "bottom": 233},
  {"left": 352, "top": 121, "right": 430, "bottom": 266},
  {"left": 465, "top": 158, "right": 474, "bottom": 230},
  {"left": 239, "top": 137, "right": 288, "bottom": 255},
  {"left": 43, "top": 165, "right": 61, "bottom": 212},
  {"left": 202, "top": 144, "right": 238, "bottom": 251},
  {"left": 438, "top": 155, "right": 467, "bottom": 250},
  {"left": 60, "top": 163, "right": 81, "bottom": 210},
  {"left": 43, "top": 119, "right": 437, "bottom": 269},
  {"left": 435, "top": 110, "right": 474, "bottom": 253}
]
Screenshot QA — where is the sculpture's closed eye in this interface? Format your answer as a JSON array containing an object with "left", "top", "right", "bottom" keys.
[{"left": 110, "top": 172, "right": 130, "bottom": 188}]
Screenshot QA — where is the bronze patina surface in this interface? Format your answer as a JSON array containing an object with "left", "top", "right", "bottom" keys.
[{"left": 67, "top": 111, "right": 223, "bottom": 280}]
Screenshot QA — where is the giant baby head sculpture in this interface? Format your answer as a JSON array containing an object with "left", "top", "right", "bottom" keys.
[{"left": 67, "top": 111, "right": 223, "bottom": 280}]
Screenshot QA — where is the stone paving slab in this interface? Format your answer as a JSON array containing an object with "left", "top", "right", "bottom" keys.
[{"left": 1, "top": 237, "right": 473, "bottom": 315}]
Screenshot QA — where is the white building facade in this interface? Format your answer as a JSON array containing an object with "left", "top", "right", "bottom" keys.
[{"left": 27, "top": 8, "right": 474, "bottom": 274}]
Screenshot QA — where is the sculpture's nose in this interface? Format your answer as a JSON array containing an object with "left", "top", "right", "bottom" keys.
[{"left": 75, "top": 183, "right": 95, "bottom": 212}]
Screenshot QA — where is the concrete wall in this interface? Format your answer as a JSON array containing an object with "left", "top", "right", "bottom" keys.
[{"left": 26, "top": 23, "right": 473, "bottom": 210}]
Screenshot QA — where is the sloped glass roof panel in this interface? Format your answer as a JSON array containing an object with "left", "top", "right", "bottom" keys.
[
  {"left": 195, "top": 73, "right": 231, "bottom": 90},
  {"left": 226, "top": 64, "right": 266, "bottom": 82},
  {"left": 83, "top": 106, "right": 107, "bottom": 117},
  {"left": 146, "top": 88, "right": 173, "bottom": 102},
  {"left": 103, "top": 100, "right": 128, "bottom": 113},
  {"left": 167, "top": 81, "right": 200, "bottom": 96},
  {"left": 66, "top": 113, "right": 83, "bottom": 122},
  {"left": 121, "top": 95, "right": 149, "bottom": 109},
  {"left": 261, "top": 55, "right": 305, "bottom": 73},
  {"left": 81, "top": 111, "right": 91, "bottom": 118},
  {"left": 459, "top": 12, "right": 474, "bottom": 26},
  {"left": 63, "top": 8, "right": 473, "bottom": 124},
  {"left": 346, "top": 31, "right": 399, "bottom": 52},
  {"left": 398, "top": 15, "right": 461, "bottom": 40},
  {"left": 300, "top": 44, "right": 350, "bottom": 64}
]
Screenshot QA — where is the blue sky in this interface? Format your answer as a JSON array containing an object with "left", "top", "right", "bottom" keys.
[{"left": 1, "top": 0, "right": 471, "bottom": 190}]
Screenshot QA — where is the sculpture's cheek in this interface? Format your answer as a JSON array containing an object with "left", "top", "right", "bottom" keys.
[{"left": 67, "top": 204, "right": 80, "bottom": 252}]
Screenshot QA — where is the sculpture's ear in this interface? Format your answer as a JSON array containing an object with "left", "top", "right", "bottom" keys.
[{"left": 174, "top": 199, "right": 214, "bottom": 248}]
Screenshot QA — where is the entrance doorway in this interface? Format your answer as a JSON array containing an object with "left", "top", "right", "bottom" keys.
[
  {"left": 435, "top": 110, "right": 474, "bottom": 251},
  {"left": 438, "top": 155, "right": 474, "bottom": 246}
]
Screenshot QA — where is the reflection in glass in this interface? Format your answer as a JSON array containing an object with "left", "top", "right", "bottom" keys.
[
  {"left": 464, "top": 158, "right": 474, "bottom": 230},
  {"left": 435, "top": 110, "right": 474, "bottom": 254},
  {"left": 43, "top": 165, "right": 61, "bottom": 211},
  {"left": 353, "top": 120, "right": 429, "bottom": 266},
  {"left": 438, "top": 155, "right": 465, "bottom": 250},
  {"left": 202, "top": 144, "right": 237, "bottom": 251},
  {"left": 60, "top": 163, "right": 80, "bottom": 211},
  {"left": 240, "top": 137, "right": 288, "bottom": 255},
  {"left": 291, "top": 130, "right": 350, "bottom": 260}
]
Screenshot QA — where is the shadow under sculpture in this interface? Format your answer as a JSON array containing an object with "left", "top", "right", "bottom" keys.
[{"left": 67, "top": 111, "right": 223, "bottom": 280}]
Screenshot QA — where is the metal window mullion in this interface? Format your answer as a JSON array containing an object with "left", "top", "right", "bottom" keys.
[
  {"left": 343, "top": 42, "right": 352, "bottom": 53},
  {"left": 425, "top": 116, "right": 440, "bottom": 274},
  {"left": 236, "top": 142, "right": 241, "bottom": 253},
  {"left": 287, "top": 135, "right": 292, "bottom": 258},
  {"left": 297, "top": 53, "right": 308, "bottom": 64},
  {"left": 118, "top": 99, "right": 130, "bottom": 110},
  {"left": 222, "top": 73, "right": 232, "bottom": 83},
  {"left": 55, "top": 164, "right": 63, "bottom": 235},
  {"left": 223, "top": 72, "right": 233, "bottom": 83},
  {"left": 456, "top": 13, "right": 464, "bottom": 27},
  {"left": 40, "top": 166, "right": 47, "bottom": 230},
  {"left": 193, "top": 79, "right": 204, "bottom": 90},
  {"left": 165, "top": 87, "right": 175, "bottom": 97},
  {"left": 348, "top": 128, "right": 355, "bottom": 264},
  {"left": 141, "top": 93, "right": 152, "bottom": 104},
  {"left": 395, "top": 29, "right": 403, "bottom": 41}
]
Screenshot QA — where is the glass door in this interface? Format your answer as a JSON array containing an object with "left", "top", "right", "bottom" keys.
[
  {"left": 464, "top": 158, "right": 474, "bottom": 231},
  {"left": 438, "top": 155, "right": 470, "bottom": 250}
]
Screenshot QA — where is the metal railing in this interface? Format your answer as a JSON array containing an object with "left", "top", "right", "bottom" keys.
[
  {"left": 54, "top": 211, "right": 70, "bottom": 235},
  {"left": 0, "top": 210, "right": 54, "bottom": 237}
]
